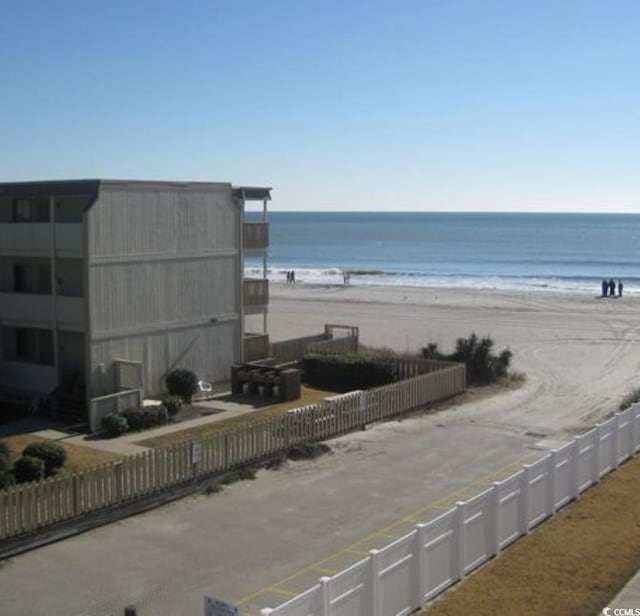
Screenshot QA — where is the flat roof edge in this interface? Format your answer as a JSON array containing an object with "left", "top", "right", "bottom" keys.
[{"left": 232, "top": 186, "right": 272, "bottom": 201}]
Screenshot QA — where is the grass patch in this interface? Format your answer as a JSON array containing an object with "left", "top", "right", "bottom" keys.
[
  {"left": 2, "top": 434, "right": 121, "bottom": 473},
  {"left": 422, "top": 455, "right": 640, "bottom": 616},
  {"left": 137, "top": 386, "right": 335, "bottom": 448},
  {"left": 619, "top": 386, "right": 640, "bottom": 411}
]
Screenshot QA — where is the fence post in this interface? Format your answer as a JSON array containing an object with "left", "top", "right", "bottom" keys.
[
  {"left": 592, "top": 425, "right": 601, "bottom": 484},
  {"left": 72, "top": 474, "right": 81, "bottom": 515},
  {"left": 614, "top": 413, "right": 622, "bottom": 468},
  {"left": 115, "top": 461, "right": 123, "bottom": 501},
  {"left": 311, "top": 406, "right": 317, "bottom": 441},
  {"left": 284, "top": 415, "right": 291, "bottom": 450},
  {"left": 520, "top": 465, "right": 531, "bottom": 535},
  {"left": 369, "top": 549, "right": 381, "bottom": 616},
  {"left": 492, "top": 482, "right": 501, "bottom": 556},
  {"left": 630, "top": 407, "right": 638, "bottom": 457},
  {"left": 414, "top": 523, "right": 427, "bottom": 607},
  {"left": 456, "top": 501, "right": 466, "bottom": 580},
  {"left": 320, "top": 576, "right": 331, "bottom": 616},
  {"left": 571, "top": 438, "right": 581, "bottom": 500},
  {"left": 224, "top": 433, "right": 230, "bottom": 469},
  {"left": 547, "top": 451, "right": 557, "bottom": 517}
]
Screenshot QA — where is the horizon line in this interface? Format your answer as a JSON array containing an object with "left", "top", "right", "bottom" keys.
[{"left": 265, "top": 209, "right": 640, "bottom": 215}]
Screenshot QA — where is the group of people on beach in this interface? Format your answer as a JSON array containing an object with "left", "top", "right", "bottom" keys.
[
  {"left": 285, "top": 270, "right": 296, "bottom": 284},
  {"left": 601, "top": 278, "right": 623, "bottom": 297}
]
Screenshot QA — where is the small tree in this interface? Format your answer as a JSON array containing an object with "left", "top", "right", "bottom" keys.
[
  {"left": 14, "top": 456, "right": 45, "bottom": 484},
  {"left": 0, "top": 470, "right": 15, "bottom": 490},
  {"left": 0, "top": 439, "right": 11, "bottom": 471},
  {"left": 102, "top": 413, "right": 129, "bottom": 438},
  {"left": 166, "top": 369, "right": 199, "bottom": 403},
  {"left": 22, "top": 442, "right": 67, "bottom": 477},
  {"left": 422, "top": 333, "right": 512, "bottom": 386},
  {"left": 0, "top": 440, "right": 14, "bottom": 489},
  {"left": 162, "top": 394, "right": 184, "bottom": 418}
]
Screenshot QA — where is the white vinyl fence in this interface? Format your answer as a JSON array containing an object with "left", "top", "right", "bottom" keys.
[{"left": 259, "top": 403, "right": 640, "bottom": 616}]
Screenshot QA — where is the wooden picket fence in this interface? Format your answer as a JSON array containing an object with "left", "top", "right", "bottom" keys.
[{"left": 0, "top": 362, "right": 465, "bottom": 542}]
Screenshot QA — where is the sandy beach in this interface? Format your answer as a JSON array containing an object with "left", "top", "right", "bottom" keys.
[{"left": 268, "top": 282, "right": 640, "bottom": 435}]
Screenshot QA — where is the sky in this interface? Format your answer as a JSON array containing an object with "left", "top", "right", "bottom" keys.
[{"left": 1, "top": 1, "right": 638, "bottom": 212}]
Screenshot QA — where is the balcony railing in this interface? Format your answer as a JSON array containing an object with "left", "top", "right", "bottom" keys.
[
  {"left": 0, "top": 293, "right": 84, "bottom": 328},
  {"left": 0, "top": 361, "right": 58, "bottom": 396},
  {"left": 243, "top": 278, "right": 269, "bottom": 310},
  {"left": 243, "top": 222, "right": 269, "bottom": 251},
  {"left": 0, "top": 223, "right": 83, "bottom": 257}
]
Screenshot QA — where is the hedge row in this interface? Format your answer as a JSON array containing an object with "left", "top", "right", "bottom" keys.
[
  {"left": 102, "top": 405, "right": 169, "bottom": 438},
  {"left": 300, "top": 353, "right": 395, "bottom": 392},
  {"left": 0, "top": 439, "right": 67, "bottom": 487}
]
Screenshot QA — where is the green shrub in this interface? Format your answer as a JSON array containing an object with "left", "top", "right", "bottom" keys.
[
  {"left": 0, "top": 470, "right": 15, "bottom": 490},
  {"left": 121, "top": 406, "right": 168, "bottom": 431},
  {"left": 166, "top": 369, "right": 199, "bottom": 403},
  {"left": 22, "top": 441, "right": 67, "bottom": 477},
  {"left": 161, "top": 394, "right": 184, "bottom": 418},
  {"left": 619, "top": 387, "right": 640, "bottom": 411},
  {"left": 0, "top": 439, "right": 11, "bottom": 472},
  {"left": 421, "top": 333, "right": 512, "bottom": 386},
  {"left": 301, "top": 353, "right": 395, "bottom": 392},
  {"left": 14, "top": 455, "right": 45, "bottom": 484},
  {"left": 102, "top": 413, "right": 129, "bottom": 438}
]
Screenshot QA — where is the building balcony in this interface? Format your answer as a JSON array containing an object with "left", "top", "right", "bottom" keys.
[
  {"left": 243, "top": 278, "right": 269, "bottom": 313},
  {"left": 244, "top": 333, "right": 270, "bottom": 363},
  {"left": 0, "top": 223, "right": 83, "bottom": 257},
  {"left": 243, "top": 222, "right": 269, "bottom": 253},
  {"left": 0, "top": 361, "right": 58, "bottom": 396},
  {"left": 0, "top": 293, "right": 84, "bottom": 328}
]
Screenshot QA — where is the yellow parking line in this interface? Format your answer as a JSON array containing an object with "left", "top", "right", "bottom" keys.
[
  {"left": 268, "top": 586, "right": 300, "bottom": 598},
  {"left": 375, "top": 530, "right": 397, "bottom": 539},
  {"left": 234, "top": 451, "right": 540, "bottom": 607},
  {"left": 312, "top": 566, "right": 340, "bottom": 575},
  {"left": 343, "top": 547, "right": 368, "bottom": 556}
]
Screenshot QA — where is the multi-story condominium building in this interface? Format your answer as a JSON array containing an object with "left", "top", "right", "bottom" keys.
[{"left": 0, "top": 179, "right": 270, "bottom": 425}]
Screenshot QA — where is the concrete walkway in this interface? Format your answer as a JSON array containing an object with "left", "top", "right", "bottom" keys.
[
  {"left": 29, "top": 393, "right": 266, "bottom": 457},
  {"left": 609, "top": 569, "right": 640, "bottom": 611}
]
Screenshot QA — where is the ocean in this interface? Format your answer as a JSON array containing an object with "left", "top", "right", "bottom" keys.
[{"left": 245, "top": 212, "right": 640, "bottom": 293}]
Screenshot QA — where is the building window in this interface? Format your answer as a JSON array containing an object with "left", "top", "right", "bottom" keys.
[
  {"left": 13, "top": 262, "right": 52, "bottom": 294},
  {"left": 14, "top": 328, "right": 54, "bottom": 366},
  {"left": 11, "top": 198, "right": 50, "bottom": 222}
]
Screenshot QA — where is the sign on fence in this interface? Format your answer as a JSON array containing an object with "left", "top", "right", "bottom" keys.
[{"left": 204, "top": 596, "right": 239, "bottom": 616}]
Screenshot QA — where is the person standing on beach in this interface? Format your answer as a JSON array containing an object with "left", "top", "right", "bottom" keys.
[
  {"left": 601, "top": 279, "right": 608, "bottom": 297},
  {"left": 618, "top": 280, "right": 624, "bottom": 297},
  {"left": 609, "top": 279, "right": 616, "bottom": 297}
]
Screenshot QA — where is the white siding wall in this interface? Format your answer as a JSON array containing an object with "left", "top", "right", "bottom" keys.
[
  {"left": 88, "top": 186, "right": 238, "bottom": 257},
  {"left": 86, "top": 185, "right": 242, "bottom": 397},
  {"left": 89, "top": 257, "right": 238, "bottom": 332},
  {"left": 90, "top": 321, "right": 238, "bottom": 396}
]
